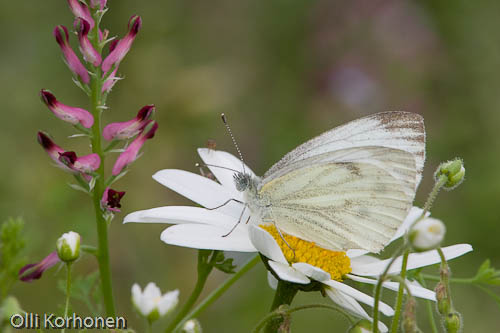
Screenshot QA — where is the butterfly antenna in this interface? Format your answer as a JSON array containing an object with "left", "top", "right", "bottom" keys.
[
  {"left": 195, "top": 162, "right": 240, "bottom": 173},
  {"left": 221, "top": 113, "right": 246, "bottom": 174}
]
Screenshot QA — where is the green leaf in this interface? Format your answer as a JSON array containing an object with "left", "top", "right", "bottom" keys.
[
  {"left": 212, "top": 252, "right": 236, "bottom": 274},
  {"left": 0, "top": 217, "right": 27, "bottom": 298},
  {"left": 58, "top": 271, "right": 101, "bottom": 315}
]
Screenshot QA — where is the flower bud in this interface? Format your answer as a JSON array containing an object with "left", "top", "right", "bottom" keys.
[
  {"left": 37, "top": 132, "right": 70, "bottom": 170},
  {"left": 56, "top": 231, "right": 81, "bottom": 263},
  {"left": 89, "top": 0, "right": 107, "bottom": 10},
  {"left": 53, "top": 26, "right": 90, "bottom": 84},
  {"left": 19, "top": 251, "right": 60, "bottom": 282},
  {"left": 182, "top": 319, "right": 202, "bottom": 333},
  {"left": 101, "top": 187, "right": 126, "bottom": 212},
  {"left": 434, "top": 159, "right": 465, "bottom": 190},
  {"left": 444, "top": 311, "right": 462, "bottom": 333},
  {"left": 40, "top": 89, "right": 94, "bottom": 128},
  {"left": 435, "top": 282, "right": 450, "bottom": 315},
  {"left": 75, "top": 18, "right": 102, "bottom": 66},
  {"left": 409, "top": 217, "right": 446, "bottom": 251},
  {"left": 348, "top": 319, "right": 372, "bottom": 333},
  {"left": 131, "top": 283, "right": 179, "bottom": 322},
  {"left": 101, "top": 15, "right": 142, "bottom": 72},
  {"left": 111, "top": 121, "right": 158, "bottom": 175},
  {"left": 67, "top": 0, "right": 95, "bottom": 29},
  {"left": 102, "top": 105, "right": 155, "bottom": 141}
]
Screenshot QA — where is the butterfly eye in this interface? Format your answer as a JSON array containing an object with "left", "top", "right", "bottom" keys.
[{"left": 233, "top": 173, "right": 250, "bottom": 192}]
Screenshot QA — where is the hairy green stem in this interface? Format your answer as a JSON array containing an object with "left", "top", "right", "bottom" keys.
[
  {"left": 390, "top": 249, "right": 410, "bottom": 333},
  {"left": 264, "top": 280, "right": 299, "bottom": 333},
  {"left": 171, "top": 254, "right": 260, "bottom": 332},
  {"left": 62, "top": 263, "right": 72, "bottom": 333},
  {"left": 416, "top": 273, "right": 438, "bottom": 333}
]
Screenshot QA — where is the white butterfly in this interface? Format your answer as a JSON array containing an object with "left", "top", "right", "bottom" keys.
[{"left": 231, "top": 111, "right": 425, "bottom": 253}]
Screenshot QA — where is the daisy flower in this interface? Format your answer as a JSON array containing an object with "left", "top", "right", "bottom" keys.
[{"left": 124, "top": 148, "right": 473, "bottom": 331}]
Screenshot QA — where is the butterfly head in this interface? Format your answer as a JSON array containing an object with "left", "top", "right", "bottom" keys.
[{"left": 233, "top": 172, "right": 257, "bottom": 192}]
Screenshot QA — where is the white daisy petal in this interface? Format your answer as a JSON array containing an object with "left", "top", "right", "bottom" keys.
[
  {"left": 323, "top": 280, "right": 395, "bottom": 316},
  {"left": 346, "top": 249, "right": 370, "bottom": 258},
  {"left": 124, "top": 206, "right": 236, "bottom": 228},
  {"left": 324, "top": 286, "right": 370, "bottom": 320},
  {"left": 268, "top": 261, "right": 310, "bottom": 284},
  {"left": 346, "top": 274, "right": 436, "bottom": 301},
  {"left": 292, "top": 263, "right": 331, "bottom": 282},
  {"left": 248, "top": 225, "right": 288, "bottom": 264},
  {"left": 389, "top": 206, "right": 428, "bottom": 244},
  {"left": 161, "top": 224, "right": 256, "bottom": 252},
  {"left": 197, "top": 148, "right": 255, "bottom": 198},
  {"left": 351, "top": 244, "right": 473, "bottom": 276},
  {"left": 267, "top": 272, "right": 278, "bottom": 290},
  {"left": 153, "top": 169, "right": 242, "bottom": 218}
]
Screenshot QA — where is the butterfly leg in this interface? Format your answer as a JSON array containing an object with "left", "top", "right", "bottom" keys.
[
  {"left": 206, "top": 198, "right": 243, "bottom": 210},
  {"left": 221, "top": 204, "right": 248, "bottom": 237}
]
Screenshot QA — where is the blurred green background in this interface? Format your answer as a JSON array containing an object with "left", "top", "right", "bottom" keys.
[{"left": 2, "top": 0, "right": 500, "bottom": 331}]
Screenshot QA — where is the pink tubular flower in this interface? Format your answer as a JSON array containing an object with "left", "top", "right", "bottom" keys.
[
  {"left": 40, "top": 89, "right": 94, "bottom": 128},
  {"left": 112, "top": 121, "right": 158, "bottom": 175},
  {"left": 37, "top": 132, "right": 71, "bottom": 170},
  {"left": 102, "top": 105, "right": 155, "bottom": 141},
  {"left": 59, "top": 151, "right": 101, "bottom": 174},
  {"left": 54, "top": 25, "right": 90, "bottom": 84},
  {"left": 101, "top": 187, "right": 126, "bottom": 212},
  {"left": 101, "top": 15, "right": 142, "bottom": 72},
  {"left": 19, "top": 251, "right": 60, "bottom": 282},
  {"left": 75, "top": 18, "right": 101, "bottom": 66},
  {"left": 90, "top": 0, "right": 107, "bottom": 10},
  {"left": 102, "top": 40, "right": 120, "bottom": 93},
  {"left": 67, "top": 0, "right": 94, "bottom": 29}
]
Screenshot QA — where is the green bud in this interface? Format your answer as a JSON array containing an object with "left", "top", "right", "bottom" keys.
[
  {"left": 56, "top": 231, "right": 81, "bottom": 263},
  {"left": 147, "top": 308, "right": 160, "bottom": 323},
  {"left": 348, "top": 319, "right": 372, "bottom": 333},
  {"left": 434, "top": 159, "right": 465, "bottom": 190},
  {"left": 182, "top": 319, "right": 202, "bottom": 333},
  {"left": 435, "top": 282, "right": 450, "bottom": 315},
  {"left": 444, "top": 311, "right": 462, "bottom": 333}
]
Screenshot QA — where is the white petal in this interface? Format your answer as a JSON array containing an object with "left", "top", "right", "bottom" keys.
[
  {"left": 153, "top": 169, "right": 243, "bottom": 218},
  {"left": 248, "top": 225, "right": 288, "bottom": 264},
  {"left": 268, "top": 261, "right": 310, "bottom": 284},
  {"left": 124, "top": 206, "right": 237, "bottom": 228},
  {"left": 158, "top": 290, "right": 179, "bottom": 316},
  {"left": 351, "top": 244, "right": 473, "bottom": 276},
  {"left": 161, "top": 224, "right": 256, "bottom": 252},
  {"left": 197, "top": 148, "right": 256, "bottom": 198},
  {"left": 267, "top": 272, "right": 278, "bottom": 290},
  {"left": 346, "top": 249, "right": 369, "bottom": 258},
  {"left": 389, "top": 206, "right": 429, "bottom": 244},
  {"left": 346, "top": 274, "right": 436, "bottom": 301},
  {"left": 323, "top": 280, "right": 395, "bottom": 316},
  {"left": 292, "top": 263, "right": 331, "bottom": 282}
]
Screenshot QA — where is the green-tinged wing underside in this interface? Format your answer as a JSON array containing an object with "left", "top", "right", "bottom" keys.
[{"left": 259, "top": 160, "right": 414, "bottom": 253}]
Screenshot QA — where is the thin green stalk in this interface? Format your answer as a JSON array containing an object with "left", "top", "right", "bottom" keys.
[
  {"left": 416, "top": 273, "right": 438, "bottom": 333},
  {"left": 62, "top": 263, "right": 72, "bottom": 333},
  {"left": 420, "top": 274, "right": 475, "bottom": 284},
  {"left": 390, "top": 249, "right": 410, "bottom": 333},
  {"left": 172, "top": 254, "right": 260, "bottom": 332},
  {"left": 165, "top": 251, "right": 216, "bottom": 333},
  {"left": 264, "top": 280, "right": 299, "bottom": 333},
  {"left": 253, "top": 303, "right": 354, "bottom": 333}
]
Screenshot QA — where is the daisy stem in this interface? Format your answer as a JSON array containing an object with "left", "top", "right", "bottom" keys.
[
  {"left": 416, "top": 272, "right": 439, "bottom": 333},
  {"left": 62, "top": 263, "right": 72, "bottom": 333},
  {"left": 372, "top": 244, "right": 405, "bottom": 333},
  {"left": 89, "top": 10, "right": 115, "bottom": 317},
  {"left": 390, "top": 249, "right": 410, "bottom": 333},
  {"left": 170, "top": 254, "right": 260, "bottom": 332},
  {"left": 264, "top": 280, "right": 299, "bottom": 333}
]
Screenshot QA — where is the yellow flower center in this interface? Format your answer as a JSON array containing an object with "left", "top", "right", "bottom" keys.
[{"left": 260, "top": 224, "right": 351, "bottom": 281}]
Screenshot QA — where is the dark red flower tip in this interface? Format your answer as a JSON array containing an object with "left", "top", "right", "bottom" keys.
[
  {"left": 59, "top": 151, "right": 78, "bottom": 166},
  {"left": 143, "top": 122, "right": 158, "bottom": 140},
  {"left": 107, "top": 189, "right": 125, "bottom": 209},
  {"left": 53, "top": 25, "right": 69, "bottom": 46},
  {"left": 137, "top": 105, "right": 155, "bottom": 121},
  {"left": 128, "top": 15, "right": 142, "bottom": 35},
  {"left": 37, "top": 132, "right": 55, "bottom": 150},
  {"left": 108, "top": 39, "right": 119, "bottom": 53},
  {"left": 74, "top": 17, "right": 91, "bottom": 36},
  {"left": 40, "top": 89, "right": 57, "bottom": 107}
]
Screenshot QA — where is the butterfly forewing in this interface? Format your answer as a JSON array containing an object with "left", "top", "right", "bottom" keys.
[
  {"left": 259, "top": 161, "right": 414, "bottom": 253},
  {"left": 264, "top": 111, "right": 425, "bottom": 187}
]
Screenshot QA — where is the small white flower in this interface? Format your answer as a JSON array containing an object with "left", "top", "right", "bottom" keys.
[
  {"left": 56, "top": 231, "right": 80, "bottom": 262},
  {"left": 124, "top": 149, "right": 473, "bottom": 331},
  {"left": 410, "top": 217, "right": 446, "bottom": 251},
  {"left": 182, "top": 319, "right": 202, "bottom": 333},
  {"left": 131, "top": 282, "right": 179, "bottom": 321}
]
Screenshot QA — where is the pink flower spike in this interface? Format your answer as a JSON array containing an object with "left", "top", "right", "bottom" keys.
[
  {"left": 101, "top": 67, "right": 119, "bottom": 93},
  {"left": 67, "top": 0, "right": 94, "bottom": 29},
  {"left": 101, "top": 15, "right": 142, "bottom": 72},
  {"left": 40, "top": 89, "right": 94, "bottom": 128},
  {"left": 19, "top": 251, "right": 60, "bottom": 282},
  {"left": 53, "top": 25, "right": 90, "bottom": 84},
  {"left": 37, "top": 132, "right": 71, "bottom": 170},
  {"left": 101, "top": 187, "right": 126, "bottom": 212},
  {"left": 75, "top": 18, "right": 102, "bottom": 66},
  {"left": 112, "top": 121, "right": 158, "bottom": 175},
  {"left": 102, "top": 105, "right": 155, "bottom": 141},
  {"left": 90, "top": 0, "right": 107, "bottom": 10},
  {"left": 59, "top": 151, "right": 101, "bottom": 174}
]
